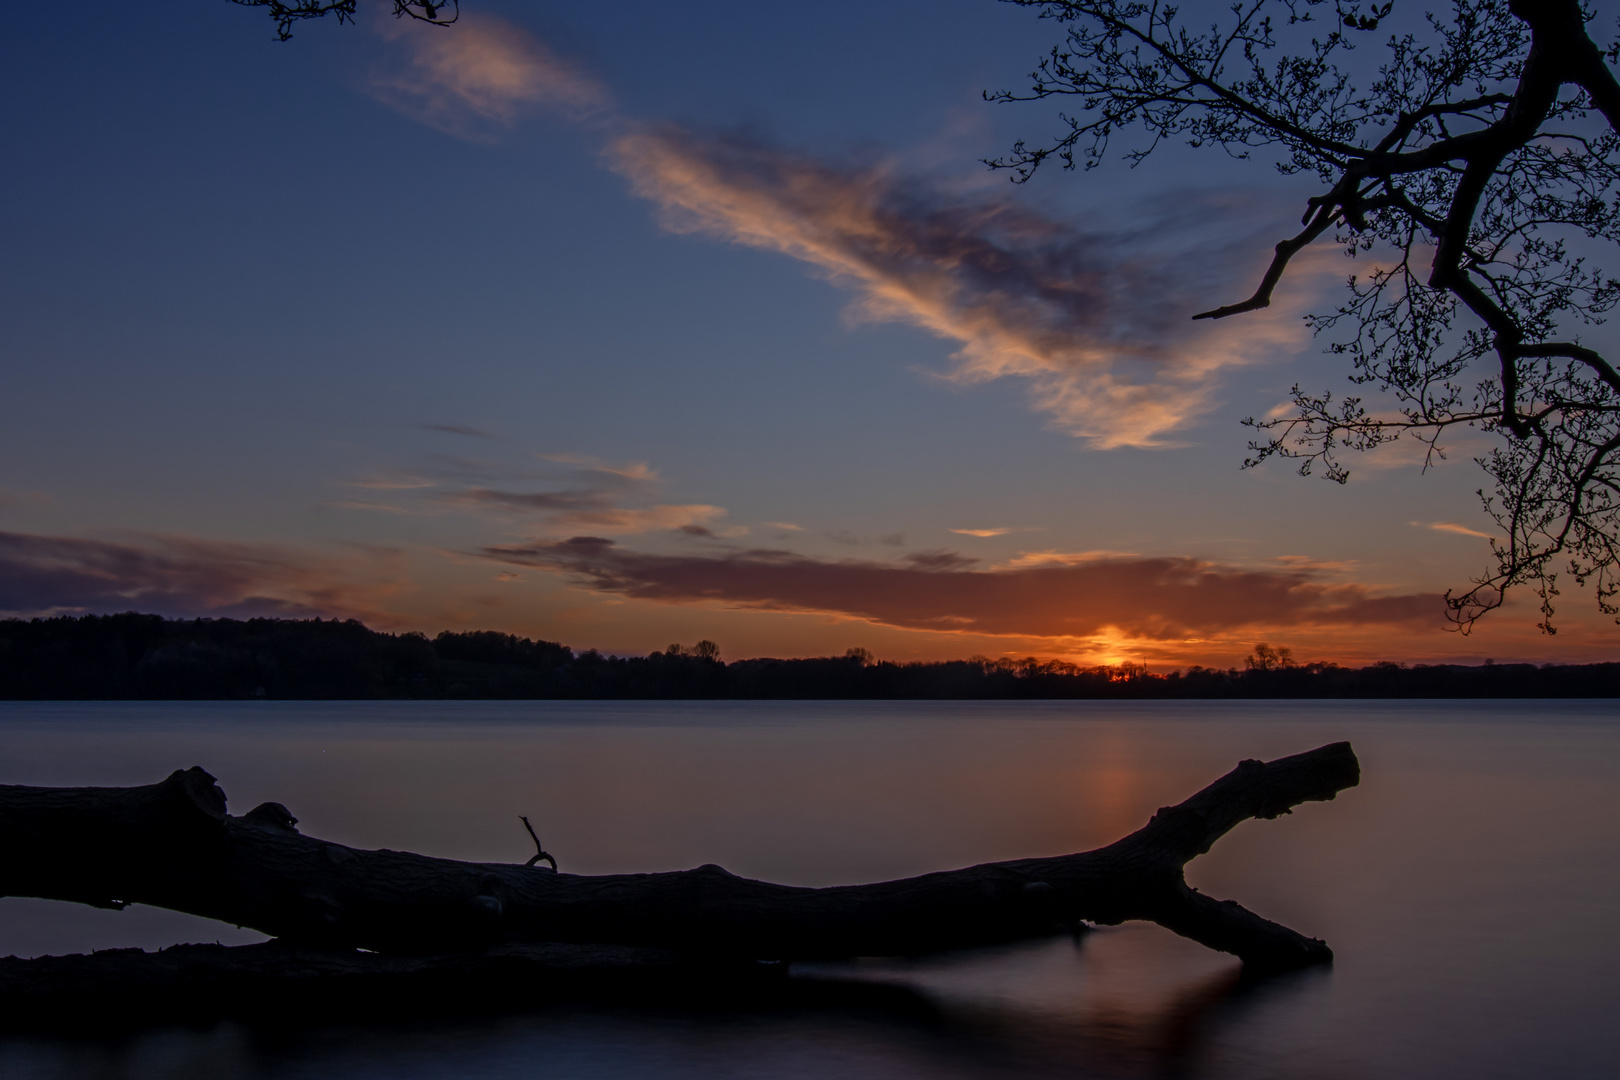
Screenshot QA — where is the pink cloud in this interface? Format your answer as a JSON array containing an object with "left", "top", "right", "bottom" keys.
[
  {"left": 610, "top": 126, "right": 1316, "bottom": 447},
  {"left": 1416, "top": 521, "right": 1494, "bottom": 540},
  {"left": 368, "top": 13, "right": 609, "bottom": 141}
]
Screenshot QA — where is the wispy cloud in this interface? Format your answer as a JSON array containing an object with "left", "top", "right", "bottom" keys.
[
  {"left": 1271, "top": 554, "right": 1362, "bottom": 574},
  {"left": 610, "top": 126, "right": 1314, "bottom": 448},
  {"left": 442, "top": 486, "right": 725, "bottom": 535},
  {"left": 347, "top": 473, "right": 437, "bottom": 490},
  {"left": 364, "top": 24, "right": 1316, "bottom": 446},
  {"left": 362, "top": 19, "right": 1318, "bottom": 446},
  {"left": 336, "top": 444, "right": 720, "bottom": 536},
  {"left": 477, "top": 537, "right": 1443, "bottom": 642},
  {"left": 368, "top": 13, "right": 609, "bottom": 141},
  {"left": 537, "top": 453, "right": 657, "bottom": 481},
  {"left": 950, "top": 527, "right": 1017, "bottom": 538},
  {"left": 0, "top": 530, "right": 401, "bottom": 621},
  {"left": 536, "top": 504, "right": 726, "bottom": 535},
  {"left": 992, "top": 549, "right": 1137, "bottom": 569},
  {"left": 426, "top": 452, "right": 727, "bottom": 537},
  {"left": 447, "top": 486, "right": 615, "bottom": 513},
  {"left": 1415, "top": 521, "right": 1494, "bottom": 540},
  {"left": 420, "top": 423, "right": 497, "bottom": 439}
]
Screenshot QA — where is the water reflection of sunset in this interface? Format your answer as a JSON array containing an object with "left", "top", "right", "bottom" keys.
[{"left": 1070, "top": 729, "right": 1148, "bottom": 843}]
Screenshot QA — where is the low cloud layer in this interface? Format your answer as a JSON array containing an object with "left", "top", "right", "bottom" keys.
[
  {"left": 611, "top": 126, "right": 1311, "bottom": 447},
  {"left": 0, "top": 531, "right": 398, "bottom": 621},
  {"left": 368, "top": 12, "right": 608, "bottom": 140},
  {"left": 479, "top": 537, "right": 1442, "bottom": 641}
]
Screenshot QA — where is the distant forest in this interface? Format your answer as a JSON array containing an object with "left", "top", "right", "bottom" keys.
[{"left": 0, "top": 613, "right": 1615, "bottom": 700}]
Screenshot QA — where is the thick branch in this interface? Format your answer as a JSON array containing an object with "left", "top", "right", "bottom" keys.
[
  {"left": 0, "top": 743, "right": 1359, "bottom": 972},
  {"left": 1510, "top": 0, "right": 1620, "bottom": 133},
  {"left": 1518, "top": 342, "right": 1620, "bottom": 399}
]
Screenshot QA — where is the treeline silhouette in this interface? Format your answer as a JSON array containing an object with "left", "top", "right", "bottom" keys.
[{"left": 1, "top": 613, "right": 1615, "bottom": 700}]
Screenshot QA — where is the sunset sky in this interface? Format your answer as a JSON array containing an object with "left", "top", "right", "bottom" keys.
[{"left": 5, "top": 0, "right": 1618, "bottom": 669}]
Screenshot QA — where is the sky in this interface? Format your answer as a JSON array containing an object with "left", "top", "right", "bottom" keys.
[{"left": 3, "top": 0, "right": 1618, "bottom": 669}]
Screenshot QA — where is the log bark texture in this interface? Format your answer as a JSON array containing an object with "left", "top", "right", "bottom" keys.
[{"left": 0, "top": 742, "right": 1358, "bottom": 972}]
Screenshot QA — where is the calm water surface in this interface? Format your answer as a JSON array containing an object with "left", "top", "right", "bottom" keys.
[{"left": 0, "top": 699, "right": 1616, "bottom": 1079}]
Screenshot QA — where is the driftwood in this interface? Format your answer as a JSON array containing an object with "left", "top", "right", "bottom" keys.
[{"left": 0, "top": 742, "right": 1358, "bottom": 1013}]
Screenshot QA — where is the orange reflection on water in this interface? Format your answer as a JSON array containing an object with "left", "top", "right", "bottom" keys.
[{"left": 1065, "top": 728, "right": 1152, "bottom": 846}]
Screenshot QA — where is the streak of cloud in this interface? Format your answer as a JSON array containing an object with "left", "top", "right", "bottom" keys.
[
  {"left": 448, "top": 487, "right": 613, "bottom": 513},
  {"left": 421, "top": 423, "right": 497, "bottom": 439},
  {"left": 1416, "top": 521, "right": 1494, "bottom": 540},
  {"left": 1271, "top": 554, "right": 1362, "bottom": 574},
  {"left": 993, "top": 549, "right": 1137, "bottom": 569},
  {"left": 477, "top": 537, "right": 1443, "bottom": 641},
  {"left": 540, "top": 504, "right": 726, "bottom": 535},
  {"left": 343, "top": 447, "right": 720, "bottom": 537},
  {"left": 0, "top": 530, "right": 402, "bottom": 621},
  {"left": 610, "top": 126, "right": 1313, "bottom": 447},
  {"left": 368, "top": 12, "right": 609, "bottom": 141},
  {"left": 536, "top": 454, "right": 657, "bottom": 481},
  {"left": 347, "top": 474, "right": 437, "bottom": 490},
  {"left": 950, "top": 527, "right": 1016, "bottom": 537},
  {"left": 441, "top": 486, "right": 725, "bottom": 536}
]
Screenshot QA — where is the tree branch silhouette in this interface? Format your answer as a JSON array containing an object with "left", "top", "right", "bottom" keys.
[
  {"left": 230, "top": 0, "right": 457, "bottom": 41},
  {"left": 990, "top": 0, "right": 1620, "bottom": 632}
]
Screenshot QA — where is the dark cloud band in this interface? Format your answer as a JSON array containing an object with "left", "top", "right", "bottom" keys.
[
  {"left": 0, "top": 530, "right": 394, "bottom": 622},
  {"left": 480, "top": 536, "right": 1443, "bottom": 641}
]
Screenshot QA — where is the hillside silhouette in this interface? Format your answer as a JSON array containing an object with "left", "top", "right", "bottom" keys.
[{"left": 1, "top": 613, "right": 1614, "bottom": 700}]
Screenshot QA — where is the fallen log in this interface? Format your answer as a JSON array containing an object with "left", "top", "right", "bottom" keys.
[{"left": 0, "top": 742, "right": 1358, "bottom": 973}]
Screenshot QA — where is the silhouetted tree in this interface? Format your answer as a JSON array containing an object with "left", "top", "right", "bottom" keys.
[
  {"left": 993, "top": 0, "right": 1620, "bottom": 633},
  {"left": 1247, "top": 643, "right": 1297, "bottom": 671}
]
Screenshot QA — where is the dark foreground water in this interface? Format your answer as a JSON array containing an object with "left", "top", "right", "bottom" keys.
[{"left": 0, "top": 699, "right": 1616, "bottom": 1079}]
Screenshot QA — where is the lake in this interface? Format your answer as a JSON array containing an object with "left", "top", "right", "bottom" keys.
[{"left": 1, "top": 699, "right": 1616, "bottom": 1079}]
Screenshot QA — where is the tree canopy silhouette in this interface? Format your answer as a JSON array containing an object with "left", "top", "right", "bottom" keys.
[
  {"left": 4, "top": 614, "right": 1616, "bottom": 700},
  {"left": 991, "top": 0, "right": 1620, "bottom": 633}
]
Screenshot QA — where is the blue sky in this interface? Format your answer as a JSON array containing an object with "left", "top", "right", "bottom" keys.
[{"left": 3, "top": 0, "right": 1616, "bottom": 667}]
